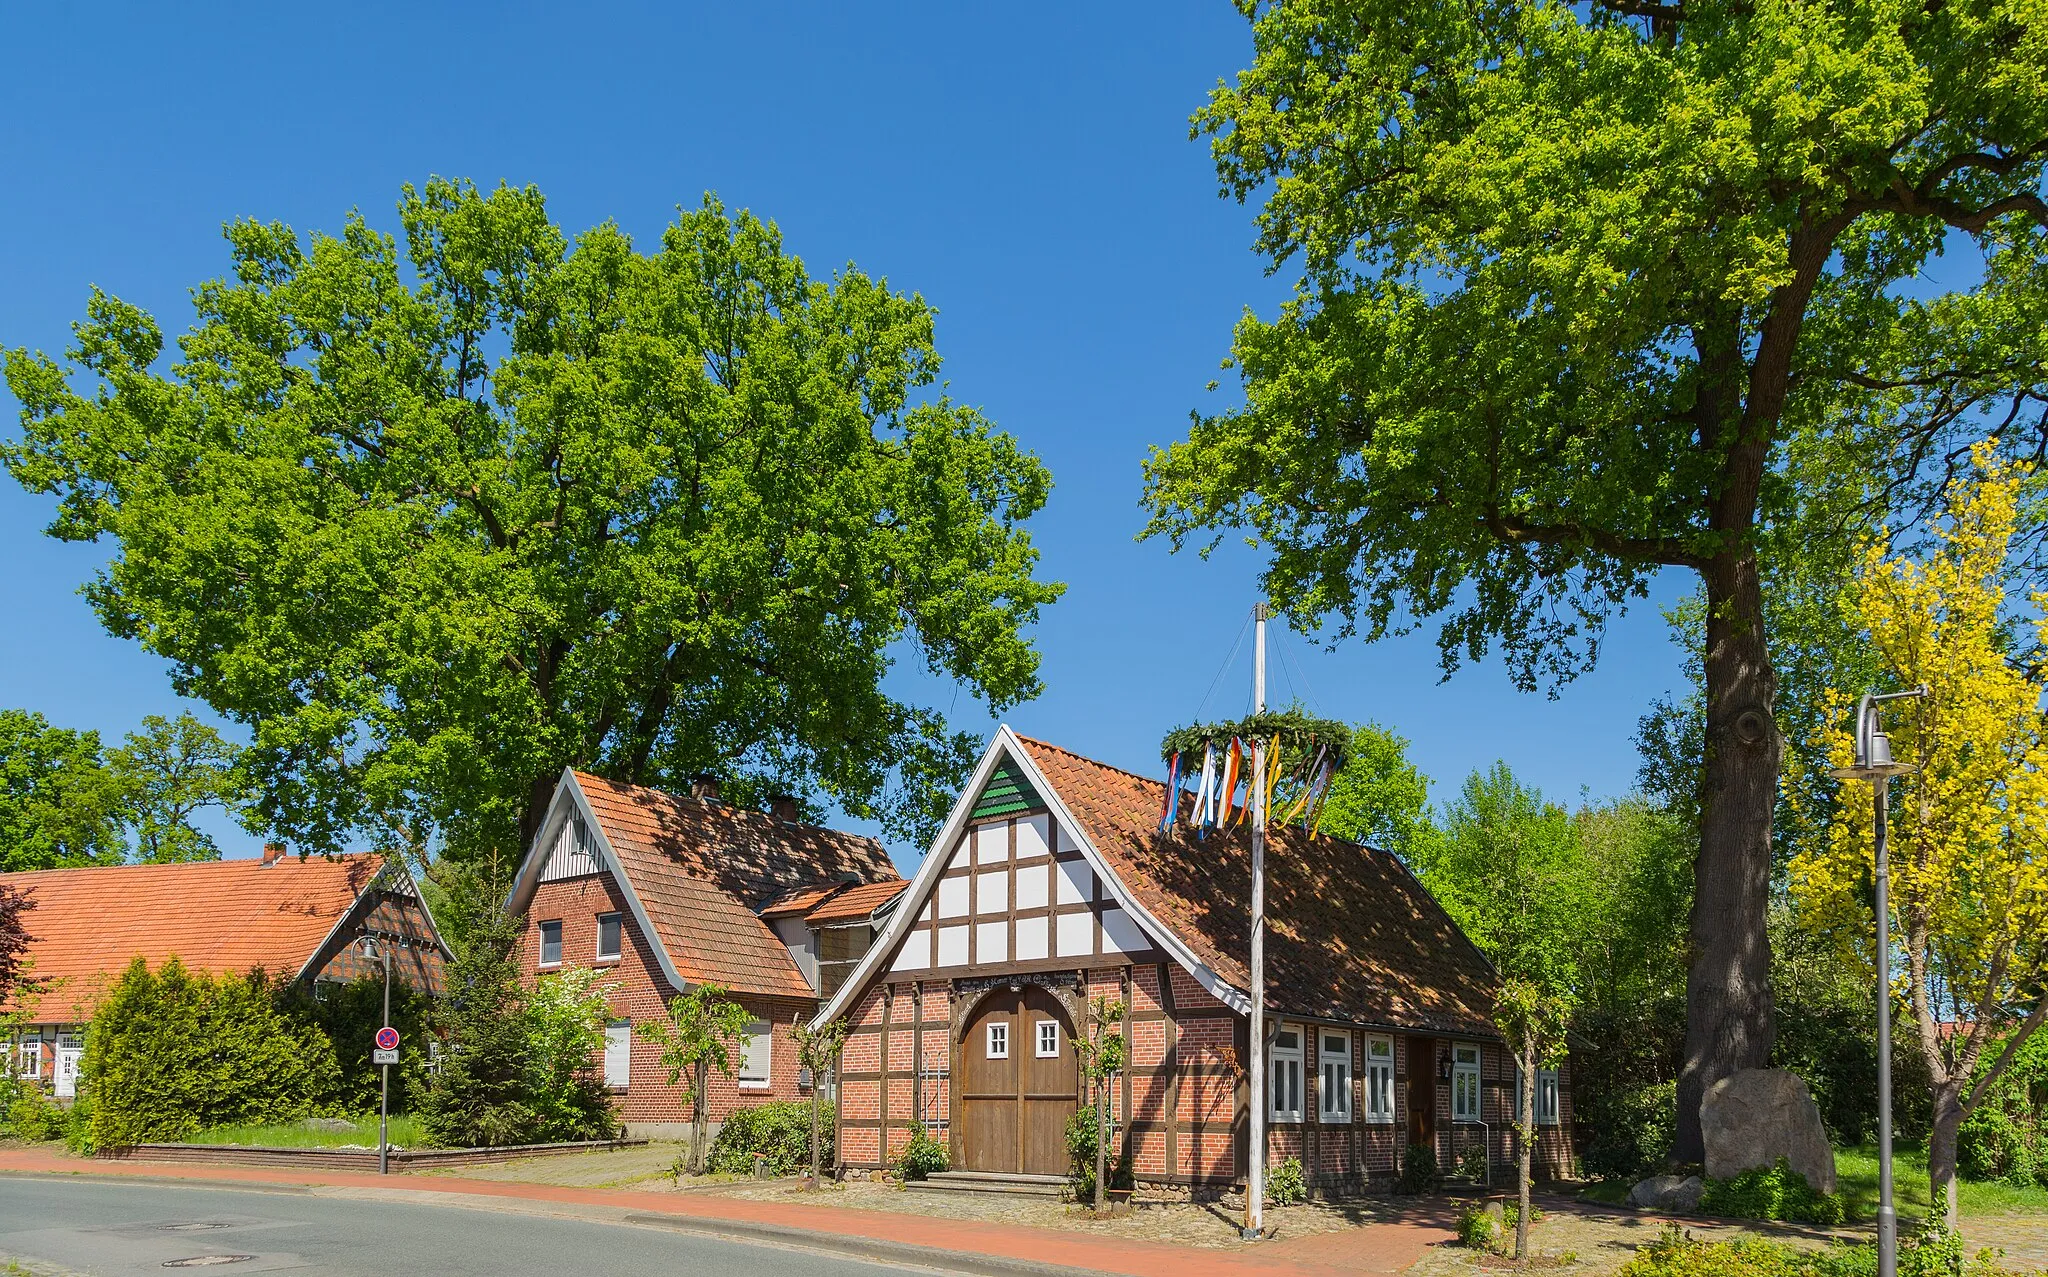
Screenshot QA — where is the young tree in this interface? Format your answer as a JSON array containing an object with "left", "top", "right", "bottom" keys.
[
  {"left": 1417, "top": 766, "right": 1585, "bottom": 1258},
  {"left": 1313, "top": 722, "right": 1430, "bottom": 858},
  {"left": 412, "top": 907, "right": 538, "bottom": 1148},
  {"left": 639, "top": 983, "right": 752, "bottom": 1174},
  {"left": 107, "top": 713, "right": 250, "bottom": 863},
  {"left": 788, "top": 1016, "right": 848, "bottom": 1185},
  {"left": 523, "top": 965, "right": 621, "bottom": 1142},
  {"left": 1148, "top": 0, "right": 2048, "bottom": 1162},
  {"left": 5, "top": 179, "right": 1064, "bottom": 865},
  {"left": 0, "top": 709, "right": 125, "bottom": 870},
  {"left": 1795, "top": 445, "right": 2048, "bottom": 1225},
  {"left": 1072, "top": 997, "right": 1129, "bottom": 1215}
]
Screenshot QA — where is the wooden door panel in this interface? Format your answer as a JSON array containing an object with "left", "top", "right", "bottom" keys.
[{"left": 958, "top": 986, "right": 1079, "bottom": 1176}]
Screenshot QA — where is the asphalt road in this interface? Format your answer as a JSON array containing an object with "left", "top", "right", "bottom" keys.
[{"left": 0, "top": 1177, "right": 916, "bottom": 1276}]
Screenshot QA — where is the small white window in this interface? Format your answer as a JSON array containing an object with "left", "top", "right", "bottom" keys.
[
  {"left": 739, "top": 1019, "right": 772, "bottom": 1088},
  {"left": 1364, "top": 1035, "right": 1395, "bottom": 1123},
  {"left": 1452, "top": 1044, "right": 1482, "bottom": 1121},
  {"left": 604, "top": 1021, "right": 631, "bottom": 1089},
  {"left": 1269, "top": 1025, "right": 1304, "bottom": 1123},
  {"left": 596, "top": 912, "right": 622, "bottom": 961},
  {"left": 1515, "top": 1064, "right": 1561, "bottom": 1126},
  {"left": 1319, "top": 1031, "right": 1352, "bottom": 1123},
  {"left": 16, "top": 1038, "right": 41, "bottom": 1079},
  {"left": 987, "top": 1022, "right": 1009, "bottom": 1059},
  {"left": 538, "top": 919, "right": 563, "bottom": 967},
  {"left": 1036, "top": 1020, "right": 1060, "bottom": 1058}
]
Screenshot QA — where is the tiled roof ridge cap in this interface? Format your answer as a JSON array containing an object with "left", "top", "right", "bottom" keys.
[
  {"left": 0, "top": 851, "right": 381, "bottom": 880},
  {"left": 571, "top": 768, "right": 885, "bottom": 853}
]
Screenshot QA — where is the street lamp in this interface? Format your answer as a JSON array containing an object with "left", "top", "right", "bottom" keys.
[
  {"left": 1829, "top": 687, "right": 1927, "bottom": 1277},
  {"left": 358, "top": 934, "right": 395, "bottom": 1175}
]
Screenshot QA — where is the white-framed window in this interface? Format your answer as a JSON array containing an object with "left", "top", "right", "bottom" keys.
[
  {"left": 1319, "top": 1030, "right": 1352, "bottom": 1123},
  {"left": 1452, "top": 1044, "right": 1482, "bottom": 1121},
  {"left": 15, "top": 1038, "right": 41, "bottom": 1080},
  {"left": 987, "top": 1022, "right": 1009, "bottom": 1060},
  {"left": 739, "top": 1019, "right": 772, "bottom": 1088},
  {"left": 596, "top": 912, "right": 622, "bottom": 961},
  {"left": 1364, "top": 1035, "right": 1395, "bottom": 1123},
  {"left": 1036, "top": 1019, "right": 1060, "bottom": 1058},
  {"left": 538, "top": 919, "right": 563, "bottom": 967},
  {"left": 604, "top": 1021, "right": 631, "bottom": 1089},
  {"left": 1515, "top": 1064, "right": 1561, "bottom": 1126},
  {"left": 1269, "top": 1024, "right": 1304, "bottom": 1123}
]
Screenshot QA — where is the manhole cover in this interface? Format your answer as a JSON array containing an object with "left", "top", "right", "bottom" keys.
[
  {"left": 162, "top": 1257, "right": 254, "bottom": 1267},
  {"left": 160, "top": 1223, "right": 229, "bottom": 1231}
]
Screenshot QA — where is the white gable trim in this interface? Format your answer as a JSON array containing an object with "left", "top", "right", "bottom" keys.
[
  {"left": 814, "top": 726, "right": 1250, "bottom": 1027},
  {"left": 504, "top": 768, "right": 689, "bottom": 994}
]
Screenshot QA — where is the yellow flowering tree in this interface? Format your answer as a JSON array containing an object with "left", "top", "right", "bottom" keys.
[{"left": 1794, "top": 444, "right": 2048, "bottom": 1225}]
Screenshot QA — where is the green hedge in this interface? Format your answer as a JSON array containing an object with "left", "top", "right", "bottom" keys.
[
  {"left": 1620, "top": 1217, "right": 2020, "bottom": 1277},
  {"left": 707, "top": 1100, "right": 834, "bottom": 1176},
  {"left": 1698, "top": 1158, "right": 1845, "bottom": 1226}
]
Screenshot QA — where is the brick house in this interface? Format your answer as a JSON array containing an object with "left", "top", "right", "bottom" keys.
[
  {"left": 502, "top": 769, "right": 905, "bottom": 1137},
  {"left": 3, "top": 849, "right": 449, "bottom": 1100},
  {"left": 817, "top": 728, "right": 1573, "bottom": 1191}
]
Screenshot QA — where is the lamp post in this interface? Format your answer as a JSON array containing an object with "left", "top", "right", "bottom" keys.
[
  {"left": 1829, "top": 687, "right": 1926, "bottom": 1277},
  {"left": 359, "top": 934, "right": 394, "bottom": 1175}
]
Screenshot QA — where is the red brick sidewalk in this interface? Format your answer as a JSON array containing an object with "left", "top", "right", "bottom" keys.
[{"left": 0, "top": 1147, "right": 1451, "bottom": 1276}]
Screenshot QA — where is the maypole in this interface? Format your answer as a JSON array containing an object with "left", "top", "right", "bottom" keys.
[{"left": 1246, "top": 603, "right": 1268, "bottom": 1239}]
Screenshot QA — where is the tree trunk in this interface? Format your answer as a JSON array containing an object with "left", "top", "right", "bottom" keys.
[
  {"left": 811, "top": 1082, "right": 822, "bottom": 1185},
  {"left": 692, "top": 1058, "right": 710, "bottom": 1174},
  {"left": 1518, "top": 1038, "right": 1535, "bottom": 1261},
  {"left": 1676, "top": 547, "right": 1779, "bottom": 1164},
  {"left": 1929, "top": 1082, "right": 1964, "bottom": 1231},
  {"left": 519, "top": 771, "right": 556, "bottom": 863},
  {"left": 1094, "top": 1080, "right": 1108, "bottom": 1214}
]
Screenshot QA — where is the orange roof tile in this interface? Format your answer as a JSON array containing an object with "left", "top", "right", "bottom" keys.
[
  {"left": 1013, "top": 735, "right": 1501, "bottom": 1038},
  {"left": 759, "top": 884, "right": 846, "bottom": 920},
  {"left": 2, "top": 854, "right": 388, "bottom": 1021},
  {"left": 573, "top": 772, "right": 900, "bottom": 999},
  {"left": 802, "top": 879, "right": 907, "bottom": 924}
]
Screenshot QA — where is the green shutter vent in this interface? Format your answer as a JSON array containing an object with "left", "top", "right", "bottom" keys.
[{"left": 971, "top": 754, "right": 1044, "bottom": 820}]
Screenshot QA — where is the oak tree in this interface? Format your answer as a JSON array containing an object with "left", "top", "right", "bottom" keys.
[{"left": 1149, "top": 0, "right": 2048, "bottom": 1159}]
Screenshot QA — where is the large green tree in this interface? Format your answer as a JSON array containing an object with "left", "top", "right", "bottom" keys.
[
  {"left": 0, "top": 709, "right": 125, "bottom": 871},
  {"left": 6, "top": 180, "right": 1062, "bottom": 862},
  {"left": 107, "top": 713, "right": 250, "bottom": 863},
  {"left": 1148, "top": 0, "right": 2048, "bottom": 1159}
]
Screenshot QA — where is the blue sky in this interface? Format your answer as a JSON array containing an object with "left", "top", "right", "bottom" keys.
[{"left": 0, "top": 3, "right": 1689, "bottom": 865}]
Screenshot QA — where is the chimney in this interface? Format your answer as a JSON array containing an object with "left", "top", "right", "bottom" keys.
[
  {"left": 769, "top": 794, "right": 800, "bottom": 824},
  {"left": 690, "top": 774, "right": 722, "bottom": 802},
  {"left": 261, "top": 844, "right": 287, "bottom": 865}
]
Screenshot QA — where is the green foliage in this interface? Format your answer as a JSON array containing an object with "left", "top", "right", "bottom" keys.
[
  {"left": 1397, "top": 1143, "right": 1440, "bottom": 1195},
  {"left": 0, "top": 709, "right": 125, "bottom": 870},
  {"left": 1958, "top": 1030, "right": 2048, "bottom": 1189},
  {"left": 522, "top": 965, "right": 621, "bottom": 1142},
  {"left": 1457, "top": 1202, "right": 1503, "bottom": 1252},
  {"left": 1581, "top": 1080, "right": 1679, "bottom": 1182},
  {"left": 283, "top": 975, "right": 431, "bottom": 1117},
  {"left": 105, "top": 714, "right": 250, "bottom": 864},
  {"left": 897, "top": 1125, "right": 949, "bottom": 1180},
  {"left": 637, "top": 982, "right": 752, "bottom": 1171},
  {"left": 184, "top": 1114, "right": 426, "bottom": 1149},
  {"left": 82, "top": 957, "right": 341, "bottom": 1149},
  {"left": 1618, "top": 1217, "right": 2022, "bottom": 1277},
  {"left": 707, "top": 1101, "right": 834, "bottom": 1177},
  {"left": 4, "top": 180, "right": 1063, "bottom": 863},
  {"left": 788, "top": 1017, "right": 848, "bottom": 1181},
  {"left": 1159, "top": 710, "right": 1352, "bottom": 771},
  {"left": 1062, "top": 1106, "right": 1133, "bottom": 1200},
  {"left": 1699, "top": 1159, "right": 1846, "bottom": 1226},
  {"left": 1313, "top": 722, "right": 1429, "bottom": 856},
  {"left": 7, "top": 1086, "right": 65, "bottom": 1141},
  {"left": 1264, "top": 1156, "right": 1307, "bottom": 1206}
]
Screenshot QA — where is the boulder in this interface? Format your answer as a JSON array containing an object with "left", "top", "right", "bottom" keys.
[
  {"left": 300, "top": 1117, "right": 359, "bottom": 1133},
  {"left": 1701, "top": 1069, "right": 1836, "bottom": 1195},
  {"left": 1627, "top": 1173, "right": 1703, "bottom": 1213}
]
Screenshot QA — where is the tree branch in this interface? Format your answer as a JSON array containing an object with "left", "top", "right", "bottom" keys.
[{"left": 1483, "top": 510, "right": 1705, "bottom": 569}]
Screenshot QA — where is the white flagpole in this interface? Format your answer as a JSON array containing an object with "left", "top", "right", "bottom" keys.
[{"left": 1247, "top": 603, "right": 1268, "bottom": 1238}]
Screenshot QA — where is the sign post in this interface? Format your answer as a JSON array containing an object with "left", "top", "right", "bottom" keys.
[{"left": 362, "top": 933, "right": 397, "bottom": 1176}]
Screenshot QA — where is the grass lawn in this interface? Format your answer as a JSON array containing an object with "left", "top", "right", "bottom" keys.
[
  {"left": 181, "top": 1115, "right": 426, "bottom": 1149},
  {"left": 1835, "top": 1143, "right": 2048, "bottom": 1220}
]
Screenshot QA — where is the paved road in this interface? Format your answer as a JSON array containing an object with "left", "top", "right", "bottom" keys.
[{"left": 0, "top": 1176, "right": 916, "bottom": 1276}]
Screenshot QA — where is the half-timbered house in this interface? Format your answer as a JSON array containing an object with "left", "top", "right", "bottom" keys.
[{"left": 817, "top": 728, "right": 1572, "bottom": 1192}]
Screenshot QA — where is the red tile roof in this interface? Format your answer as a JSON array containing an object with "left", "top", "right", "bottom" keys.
[
  {"left": 1013, "top": 736, "right": 1501, "bottom": 1038},
  {"left": 573, "top": 772, "right": 900, "bottom": 999},
  {"left": 1, "top": 854, "right": 387, "bottom": 1021},
  {"left": 802, "top": 879, "right": 908, "bottom": 924},
  {"left": 758, "top": 884, "right": 844, "bottom": 920}
]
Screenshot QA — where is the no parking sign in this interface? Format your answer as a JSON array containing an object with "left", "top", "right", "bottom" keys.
[{"left": 373, "top": 1026, "right": 399, "bottom": 1065}]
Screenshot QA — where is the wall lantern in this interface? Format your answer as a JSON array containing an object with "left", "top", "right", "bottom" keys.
[{"left": 1438, "top": 1047, "right": 1453, "bottom": 1082}]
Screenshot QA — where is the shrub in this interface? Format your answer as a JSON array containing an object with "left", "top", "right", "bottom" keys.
[
  {"left": 1698, "top": 1158, "right": 1845, "bottom": 1226},
  {"left": 1580, "top": 1079, "right": 1679, "bottom": 1180},
  {"left": 1458, "top": 1202, "right": 1504, "bottom": 1252},
  {"left": 897, "top": 1125, "right": 949, "bottom": 1181},
  {"left": 8, "top": 1087, "right": 65, "bottom": 1141},
  {"left": 1397, "top": 1143, "right": 1440, "bottom": 1194},
  {"left": 1265, "top": 1156, "right": 1308, "bottom": 1206},
  {"left": 1062, "top": 1106, "right": 1133, "bottom": 1200},
  {"left": 708, "top": 1101, "right": 833, "bottom": 1177},
  {"left": 1958, "top": 1031, "right": 2047, "bottom": 1189},
  {"left": 1618, "top": 1218, "right": 2021, "bottom": 1277},
  {"left": 284, "top": 974, "right": 431, "bottom": 1116},
  {"left": 63, "top": 1093, "right": 95, "bottom": 1154}
]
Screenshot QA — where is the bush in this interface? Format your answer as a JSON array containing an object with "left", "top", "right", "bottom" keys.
[
  {"left": 1458, "top": 1202, "right": 1504, "bottom": 1252},
  {"left": 1698, "top": 1158, "right": 1845, "bottom": 1226},
  {"left": 707, "top": 1101, "right": 833, "bottom": 1177},
  {"left": 1397, "top": 1143, "right": 1440, "bottom": 1194},
  {"left": 1265, "top": 1156, "right": 1308, "bottom": 1206},
  {"left": 1062, "top": 1106, "right": 1133, "bottom": 1200},
  {"left": 8, "top": 1087, "right": 65, "bottom": 1141},
  {"left": 897, "top": 1125, "right": 949, "bottom": 1180},
  {"left": 62, "top": 1093, "right": 95, "bottom": 1154},
  {"left": 1618, "top": 1218, "right": 2020, "bottom": 1277},
  {"left": 284, "top": 974, "right": 431, "bottom": 1117},
  {"left": 1958, "top": 1031, "right": 2047, "bottom": 1189},
  {"left": 1580, "top": 1079, "right": 1679, "bottom": 1180}
]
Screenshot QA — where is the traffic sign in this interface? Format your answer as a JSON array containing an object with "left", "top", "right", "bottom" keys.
[
  {"left": 373, "top": 1047, "right": 399, "bottom": 1065},
  {"left": 375, "top": 1026, "right": 399, "bottom": 1051}
]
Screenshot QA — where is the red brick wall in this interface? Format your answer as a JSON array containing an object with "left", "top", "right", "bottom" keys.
[{"left": 515, "top": 871, "right": 818, "bottom": 1127}]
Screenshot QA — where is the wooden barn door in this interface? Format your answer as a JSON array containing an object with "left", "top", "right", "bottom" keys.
[{"left": 959, "top": 987, "right": 1077, "bottom": 1174}]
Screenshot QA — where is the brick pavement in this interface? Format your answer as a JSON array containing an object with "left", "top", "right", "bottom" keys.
[{"left": 0, "top": 1147, "right": 1454, "bottom": 1276}]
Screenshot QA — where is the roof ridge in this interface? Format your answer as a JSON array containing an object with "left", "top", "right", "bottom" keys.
[
  {"left": 0, "top": 851, "right": 382, "bottom": 882},
  {"left": 573, "top": 768, "right": 886, "bottom": 851},
  {"left": 1010, "top": 733, "right": 1167, "bottom": 794}
]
